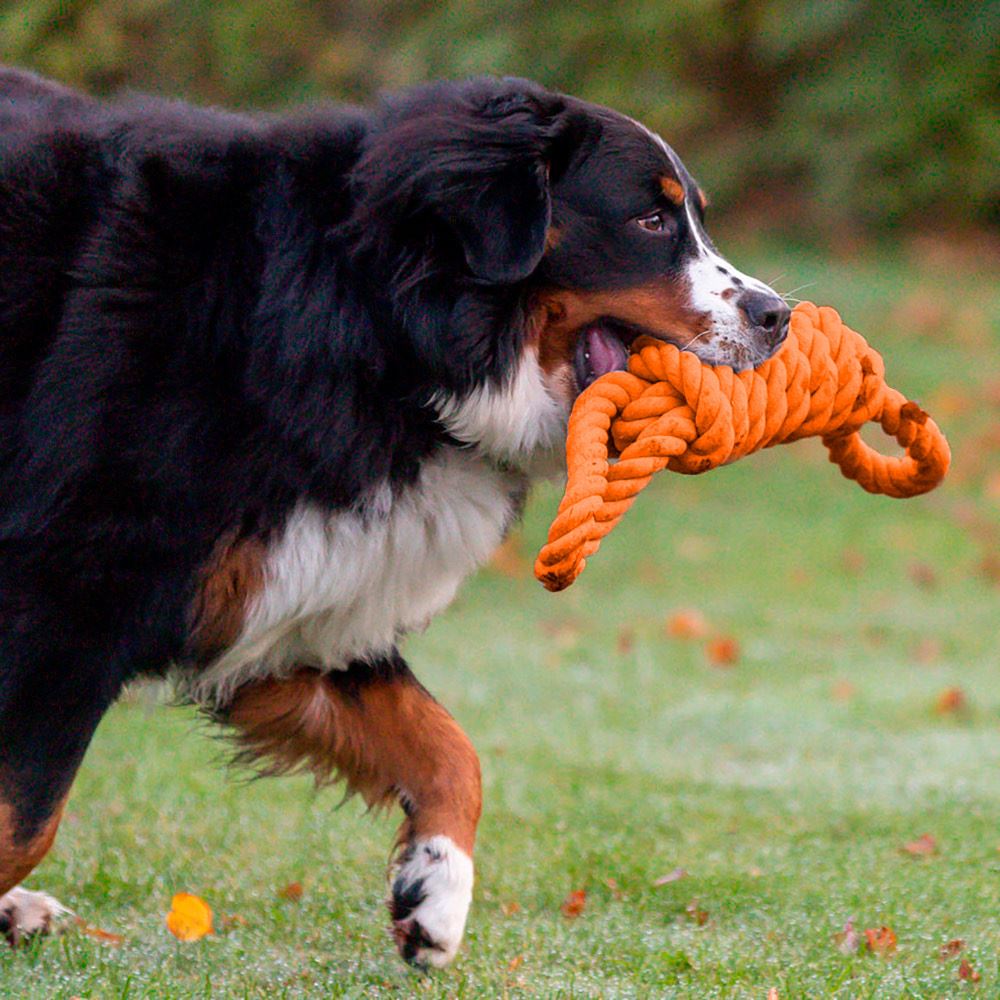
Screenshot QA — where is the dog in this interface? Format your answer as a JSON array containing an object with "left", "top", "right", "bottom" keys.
[{"left": 0, "top": 67, "right": 789, "bottom": 966}]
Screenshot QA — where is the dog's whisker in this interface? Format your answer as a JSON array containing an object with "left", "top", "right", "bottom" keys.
[
  {"left": 779, "top": 281, "right": 817, "bottom": 300},
  {"left": 682, "top": 329, "right": 712, "bottom": 351}
]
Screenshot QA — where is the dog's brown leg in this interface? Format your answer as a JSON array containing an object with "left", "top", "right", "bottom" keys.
[{"left": 225, "top": 661, "right": 482, "bottom": 967}]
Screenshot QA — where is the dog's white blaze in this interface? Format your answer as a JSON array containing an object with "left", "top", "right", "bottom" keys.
[
  {"left": 192, "top": 448, "right": 521, "bottom": 705},
  {"left": 393, "top": 835, "right": 473, "bottom": 967},
  {"left": 432, "top": 343, "right": 569, "bottom": 471}
]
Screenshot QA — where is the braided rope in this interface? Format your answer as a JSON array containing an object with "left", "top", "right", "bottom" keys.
[{"left": 534, "top": 302, "right": 950, "bottom": 592}]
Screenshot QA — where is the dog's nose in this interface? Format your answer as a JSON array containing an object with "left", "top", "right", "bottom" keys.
[{"left": 737, "top": 290, "right": 791, "bottom": 348}]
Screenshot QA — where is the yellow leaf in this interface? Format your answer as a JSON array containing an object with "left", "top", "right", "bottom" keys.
[{"left": 166, "top": 892, "right": 214, "bottom": 941}]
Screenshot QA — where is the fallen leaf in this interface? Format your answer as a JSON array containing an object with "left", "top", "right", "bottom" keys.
[
  {"left": 278, "top": 882, "right": 303, "bottom": 901},
  {"left": 604, "top": 877, "right": 623, "bottom": 900},
  {"left": 841, "top": 547, "right": 866, "bottom": 574},
  {"left": 979, "top": 553, "right": 1000, "bottom": 586},
  {"left": 74, "top": 917, "right": 123, "bottom": 946},
  {"left": 500, "top": 900, "right": 521, "bottom": 916},
  {"left": 506, "top": 954, "right": 524, "bottom": 972},
  {"left": 217, "top": 913, "right": 246, "bottom": 930},
  {"left": 560, "top": 889, "right": 586, "bottom": 919},
  {"left": 958, "top": 958, "right": 981, "bottom": 982},
  {"left": 901, "top": 833, "right": 937, "bottom": 857},
  {"left": 685, "top": 899, "right": 709, "bottom": 926},
  {"left": 939, "top": 939, "right": 965, "bottom": 959},
  {"left": 935, "top": 687, "right": 967, "bottom": 715},
  {"left": 653, "top": 867, "right": 687, "bottom": 886},
  {"left": 831, "top": 679, "right": 856, "bottom": 703},
  {"left": 705, "top": 636, "right": 740, "bottom": 667},
  {"left": 908, "top": 562, "right": 938, "bottom": 590},
  {"left": 666, "top": 609, "right": 709, "bottom": 639},
  {"left": 165, "top": 892, "right": 214, "bottom": 941},
  {"left": 864, "top": 925, "right": 897, "bottom": 956},
  {"left": 834, "top": 918, "right": 860, "bottom": 954}
]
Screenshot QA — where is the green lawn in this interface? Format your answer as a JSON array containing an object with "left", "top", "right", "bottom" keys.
[{"left": 4, "top": 242, "right": 999, "bottom": 998}]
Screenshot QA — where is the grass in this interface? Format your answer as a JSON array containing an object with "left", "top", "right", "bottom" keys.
[{"left": 3, "top": 239, "right": 999, "bottom": 998}]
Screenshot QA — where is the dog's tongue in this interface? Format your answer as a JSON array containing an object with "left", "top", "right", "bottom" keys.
[{"left": 575, "top": 324, "right": 630, "bottom": 388}]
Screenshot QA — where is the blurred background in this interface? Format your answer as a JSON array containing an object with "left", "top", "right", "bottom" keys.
[
  {"left": 2, "top": 4, "right": 1000, "bottom": 994},
  {"left": 1, "top": 0, "right": 996, "bottom": 243}
]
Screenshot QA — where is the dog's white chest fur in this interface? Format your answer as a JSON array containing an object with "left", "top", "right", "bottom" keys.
[{"left": 194, "top": 447, "right": 522, "bottom": 704}]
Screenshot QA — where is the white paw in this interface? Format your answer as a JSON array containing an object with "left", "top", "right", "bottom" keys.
[
  {"left": 389, "top": 835, "right": 473, "bottom": 968},
  {"left": 0, "top": 885, "right": 70, "bottom": 946}
]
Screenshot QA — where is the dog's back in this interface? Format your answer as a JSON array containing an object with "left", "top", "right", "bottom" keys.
[{"left": 0, "top": 69, "right": 103, "bottom": 463}]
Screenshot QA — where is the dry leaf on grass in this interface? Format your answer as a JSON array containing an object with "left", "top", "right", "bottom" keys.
[
  {"left": 831, "top": 679, "right": 856, "bottom": 703},
  {"left": 74, "top": 917, "right": 123, "bottom": 946},
  {"left": 653, "top": 867, "right": 687, "bottom": 886},
  {"left": 277, "top": 881, "right": 303, "bottom": 901},
  {"left": 666, "top": 609, "right": 709, "bottom": 639},
  {"left": 979, "top": 554, "right": 1000, "bottom": 586},
  {"left": 864, "top": 925, "right": 897, "bottom": 956},
  {"left": 940, "top": 939, "right": 965, "bottom": 959},
  {"left": 901, "top": 833, "right": 938, "bottom": 857},
  {"left": 908, "top": 562, "right": 938, "bottom": 589},
  {"left": 935, "top": 687, "right": 967, "bottom": 715},
  {"left": 506, "top": 954, "right": 524, "bottom": 973},
  {"left": 500, "top": 900, "right": 521, "bottom": 916},
  {"left": 705, "top": 636, "right": 740, "bottom": 667},
  {"left": 958, "top": 958, "right": 981, "bottom": 982},
  {"left": 165, "top": 892, "right": 213, "bottom": 941},
  {"left": 616, "top": 627, "right": 635, "bottom": 654},
  {"left": 685, "top": 899, "right": 709, "bottom": 926},
  {"left": 841, "top": 547, "right": 866, "bottom": 574},
  {"left": 560, "top": 889, "right": 586, "bottom": 919}
]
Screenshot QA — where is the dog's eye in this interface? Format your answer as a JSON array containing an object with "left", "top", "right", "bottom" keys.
[{"left": 636, "top": 212, "right": 668, "bottom": 234}]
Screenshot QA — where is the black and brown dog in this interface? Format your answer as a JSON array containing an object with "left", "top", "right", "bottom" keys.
[{"left": 0, "top": 67, "right": 789, "bottom": 965}]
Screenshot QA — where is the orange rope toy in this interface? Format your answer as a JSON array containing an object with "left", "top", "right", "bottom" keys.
[{"left": 534, "top": 301, "right": 950, "bottom": 592}]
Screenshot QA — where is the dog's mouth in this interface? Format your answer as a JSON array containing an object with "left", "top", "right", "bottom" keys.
[{"left": 572, "top": 321, "right": 634, "bottom": 391}]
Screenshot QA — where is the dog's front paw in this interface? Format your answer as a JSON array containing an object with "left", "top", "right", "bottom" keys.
[
  {"left": 0, "top": 886, "right": 70, "bottom": 947},
  {"left": 389, "top": 835, "right": 473, "bottom": 968}
]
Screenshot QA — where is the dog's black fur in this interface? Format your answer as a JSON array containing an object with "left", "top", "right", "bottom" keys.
[{"left": 0, "top": 71, "right": 586, "bottom": 830}]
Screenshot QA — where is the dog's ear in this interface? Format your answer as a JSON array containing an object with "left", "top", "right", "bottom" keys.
[
  {"left": 354, "top": 79, "right": 584, "bottom": 285},
  {"left": 442, "top": 145, "right": 550, "bottom": 284}
]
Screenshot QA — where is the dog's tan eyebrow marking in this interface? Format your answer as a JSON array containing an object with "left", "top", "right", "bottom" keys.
[
  {"left": 659, "top": 176, "right": 685, "bottom": 206},
  {"left": 696, "top": 187, "right": 708, "bottom": 211},
  {"left": 545, "top": 226, "right": 562, "bottom": 252}
]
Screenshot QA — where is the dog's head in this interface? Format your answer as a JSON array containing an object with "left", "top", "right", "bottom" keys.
[{"left": 350, "top": 77, "right": 789, "bottom": 468}]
